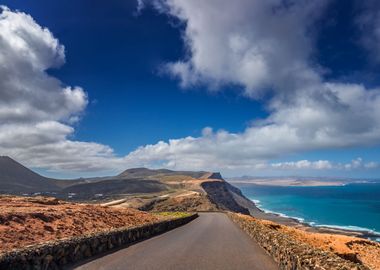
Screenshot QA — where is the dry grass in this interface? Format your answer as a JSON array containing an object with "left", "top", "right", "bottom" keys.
[
  {"left": 0, "top": 196, "right": 160, "bottom": 252},
  {"left": 238, "top": 214, "right": 380, "bottom": 270}
]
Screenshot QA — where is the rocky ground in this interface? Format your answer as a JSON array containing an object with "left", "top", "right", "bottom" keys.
[
  {"left": 236, "top": 214, "right": 380, "bottom": 270},
  {"left": 0, "top": 195, "right": 161, "bottom": 252}
]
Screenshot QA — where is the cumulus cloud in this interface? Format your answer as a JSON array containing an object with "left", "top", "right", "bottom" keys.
[
  {"left": 271, "top": 160, "right": 333, "bottom": 170},
  {"left": 0, "top": 7, "right": 87, "bottom": 124},
  {"left": 269, "top": 158, "right": 380, "bottom": 171},
  {"left": 151, "top": 0, "right": 327, "bottom": 98},
  {"left": 125, "top": 0, "right": 380, "bottom": 173},
  {"left": 0, "top": 7, "right": 127, "bottom": 173},
  {"left": 1, "top": 3, "right": 380, "bottom": 176}
]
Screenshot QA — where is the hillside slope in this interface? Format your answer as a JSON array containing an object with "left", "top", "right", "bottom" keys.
[
  {"left": 0, "top": 156, "right": 59, "bottom": 193},
  {"left": 62, "top": 178, "right": 167, "bottom": 200},
  {"left": 0, "top": 157, "right": 254, "bottom": 214},
  {"left": 0, "top": 158, "right": 169, "bottom": 198}
]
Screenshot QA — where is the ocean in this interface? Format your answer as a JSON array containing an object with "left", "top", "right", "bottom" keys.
[{"left": 236, "top": 182, "right": 380, "bottom": 241}]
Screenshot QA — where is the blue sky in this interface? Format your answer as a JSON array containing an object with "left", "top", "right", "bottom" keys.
[
  {"left": 0, "top": 0, "right": 380, "bottom": 178},
  {"left": 1, "top": 0, "right": 265, "bottom": 153}
]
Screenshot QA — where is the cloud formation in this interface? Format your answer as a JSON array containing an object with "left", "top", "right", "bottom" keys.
[
  {"left": 0, "top": 7, "right": 86, "bottom": 124},
  {"left": 1, "top": 3, "right": 379, "bottom": 176},
  {"left": 0, "top": 7, "right": 126, "bottom": 173},
  {"left": 153, "top": 0, "right": 327, "bottom": 97},
  {"left": 127, "top": 0, "right": 380, "bottom": 172},
  {"left": 269, "top": 158, "right": 380, "bottom": 171}
]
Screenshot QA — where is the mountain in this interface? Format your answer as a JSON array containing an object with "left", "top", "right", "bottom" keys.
[
  {"left": 0, "top": 156, "right": 60, "bottom": 193},
  {"left": 0, "top": 157, "right": 168, "bottom": 198},
  {"left": 61, "top": 178, "right": 167, "bottom": 200},
  {"left": 0, "top": 156, "right": 255, "bottom": 214}
]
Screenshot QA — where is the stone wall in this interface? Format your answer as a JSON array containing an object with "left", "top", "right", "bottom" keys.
[
  {"left": 229, "top": 213, "right": 370, "bottom": 270},
  {"left": 0, "top": 214, "right": 198, "bottom": 270}
]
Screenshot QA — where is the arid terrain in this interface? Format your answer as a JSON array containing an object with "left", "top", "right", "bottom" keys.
[
  {"left": 235, "top": 214, "right": 380, "bottom": 270},
  {"left": 0, "top": 196, "right": 162, "bottom": 252},
  {"left": 1, "top": 157, "right": 380, "bottom": 269}
]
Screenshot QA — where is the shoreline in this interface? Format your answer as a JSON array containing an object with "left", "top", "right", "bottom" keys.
[
  {"left": 228, "top": 179, "right": 347, "bottom": 187},
  {"left": 247, "top": 198, "right": 380, "bottom": 242}
]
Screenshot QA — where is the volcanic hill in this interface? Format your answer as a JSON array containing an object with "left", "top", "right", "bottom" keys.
[{"left": 0, "top": 156, "right": 253, "bottom": 214}]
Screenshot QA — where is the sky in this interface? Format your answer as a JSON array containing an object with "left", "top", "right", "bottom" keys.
[{"left": 0, "top": 0, "right": 380, "bottom": 178}]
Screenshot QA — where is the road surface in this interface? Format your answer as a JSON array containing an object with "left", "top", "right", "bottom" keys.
[{"left": 72, "top": 213, "right": 278, "bottom": 270}]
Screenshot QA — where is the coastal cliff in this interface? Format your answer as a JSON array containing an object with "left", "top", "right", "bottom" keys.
[{"left": 201, "top": 181, "right": 250, "bottom": 214}]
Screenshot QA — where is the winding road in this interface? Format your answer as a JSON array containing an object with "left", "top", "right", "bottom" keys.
[{"left": 71, "top": 213, "right": 278, "bottom": 270}]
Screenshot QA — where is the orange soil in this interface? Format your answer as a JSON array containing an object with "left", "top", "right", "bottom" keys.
[
  {"left": 0, "top": 196, "right": 160, "bottom": 252},
  {"left": 239, "top": 214, "right": 380, "bottom": 270}
]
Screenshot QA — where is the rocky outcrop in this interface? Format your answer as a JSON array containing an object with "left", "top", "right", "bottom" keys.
[
  {"left": 229, "top": 213, "right": 370, "bottom": 270},
  {"left": 0, "top": 214, "right": 198, "bottom": 270},
  {"left": 205, "top": 172, "right": 223, "bottom": 180},
  {"left": 201, "top": 181, "right": 250, "bottom": 214}
]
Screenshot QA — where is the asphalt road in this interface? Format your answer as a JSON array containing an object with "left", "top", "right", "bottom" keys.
[{"left": 72, "top": 213, "right": 278, "bottom": 270}]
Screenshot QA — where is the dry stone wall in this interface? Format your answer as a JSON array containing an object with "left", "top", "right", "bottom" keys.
[
  {"left": 229, "top": 213, "right": 370, "bottom": 270},
  {"left": 0, "top": 214, "right": 198, "bottom": 270}
]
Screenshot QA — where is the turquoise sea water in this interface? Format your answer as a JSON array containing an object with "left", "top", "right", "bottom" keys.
[{"left": 236, "top": 182, "right": 380, "bottom": 241}]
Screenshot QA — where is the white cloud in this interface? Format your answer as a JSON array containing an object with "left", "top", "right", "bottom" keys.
[
  {"left": 364, "top": 161, "right": 379, "bottom": 169},
  {"left": 1, "top": 4, "right": 380, "bottom": 176},
  {"left": 124, "top": 0, "right": 380, "bottom": 173},
  {"left": 268, "top": 158, "right": 379, "bottom": 171},
  {"left": 150, "top": 0, "right": 328, "bottom": 98},
  {"left": 0, "top": 7, "right": 127, "bottom": 173},
  {"left": 344, "top": 158, "right": 363, "bottom": 169},
  {"left": 271, "top": 160, "right": 333, "bottom": 170},
  {"left": 0, "top": 7, "right": 87, "bottom": 124}
]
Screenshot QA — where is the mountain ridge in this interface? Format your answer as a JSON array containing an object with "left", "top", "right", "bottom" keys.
[{"left": 0, "top": 156, "right": 252, "bottom": 214}]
